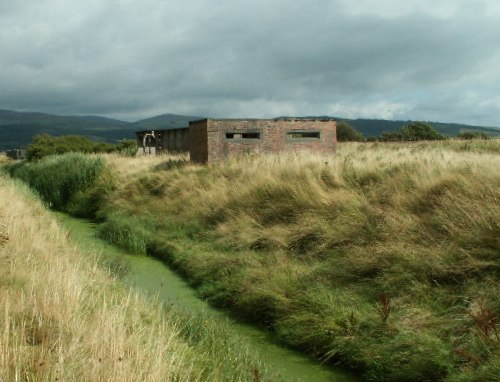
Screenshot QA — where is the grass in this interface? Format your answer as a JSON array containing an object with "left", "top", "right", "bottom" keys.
[
  {"left": 0, "top": 175, "right": 270, "bottom": 381},
  {"left": 96, "top": 141, "right": 499, "bottom": 381},
  {"left": 6, "top": 139, "right": 500, "bottom": 381},
  {"left": 4, "top": 153, "right": 113, "bottom": 218},
  {"left": 0, "top": 153, "right": 11, "bottom": 165}
]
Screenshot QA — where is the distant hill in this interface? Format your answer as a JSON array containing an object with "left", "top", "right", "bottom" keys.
[
  {"left": 1, "top": 109, "right": 499, "bottom": 150},
  {"left": 0, "top": 110, "right": 200, "bottom": 150},
  {"left": 131, "top": 113, "right": 202, "bottom": 130}
]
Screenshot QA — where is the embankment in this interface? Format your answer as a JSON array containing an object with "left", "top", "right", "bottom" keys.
[{"left": 0, "top": 173, "right": 271, "bottom": 381}]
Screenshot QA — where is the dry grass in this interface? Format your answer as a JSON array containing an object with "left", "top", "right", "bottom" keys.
[
  {"left": 96, "top": 140, "right": 499, "bottom": 380},
  {"left": 0, "top": 153, "right": 11, "bottom": 165},
  {"left": 0, "top": 176, "right": 198, "bottom": 382},
  {"left": 5, "top": 140, "right": 499, "bottom": 380},
  {"left": 106, "top": 152, "right": 189, "bottom": 179}
]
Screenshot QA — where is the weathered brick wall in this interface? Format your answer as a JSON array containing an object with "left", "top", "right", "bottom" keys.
[
  {"left": 199, "top": 119, "right": 336, "bottom": 163},
  {"left": 189, "top": 120, "right": 209, "bottom": 163},
  {"left": 163, "top": 129, "right": 189, "bottom": 152}
]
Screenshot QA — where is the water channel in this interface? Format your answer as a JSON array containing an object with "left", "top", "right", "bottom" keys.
[{"left": 56, "top": 213, "right": 357, "bottom": 382}]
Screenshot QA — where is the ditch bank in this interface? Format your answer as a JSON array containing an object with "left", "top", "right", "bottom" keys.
[{"left": 57, "top": 212, "right": 356, "bottom": 382}]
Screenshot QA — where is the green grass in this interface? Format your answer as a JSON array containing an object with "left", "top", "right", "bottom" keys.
[
  {"left": 8, "top": 141, "right": 500, "bottom": 381},
  {"left": 0, "top": 174, "right": 272, "bottom": 382},
  {"left": 5, "top": 153, "right": 114, "bottom": 218}
]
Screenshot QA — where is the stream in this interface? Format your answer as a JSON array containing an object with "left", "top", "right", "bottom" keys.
[{"left": 56, "top": 213, "right": 357, "bottom": 382}]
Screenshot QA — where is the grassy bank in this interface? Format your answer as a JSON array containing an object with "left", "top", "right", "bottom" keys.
[
  {"left": 0, "top": 174, "right": 269, "bottom": 381},
  {"left": 101, "top": 141, "right": 499, "bottom": 381},
  {"left": 6, "top": 140, "right": 500, "bottom": 381},
  {"left": 5, "top": 153, "right": 113, "bottom": 218}
]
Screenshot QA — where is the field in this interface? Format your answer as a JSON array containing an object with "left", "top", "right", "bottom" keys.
[{"left": 4, "top": 140, "right": 500, "bottom": 381}]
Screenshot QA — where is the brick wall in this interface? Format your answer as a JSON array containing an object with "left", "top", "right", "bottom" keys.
[
  {"left": 190, "top": 119, "right": 336, "bottom": 163},
  {"left": 189, "top": 120, "right": 209, "bottom": 163}
]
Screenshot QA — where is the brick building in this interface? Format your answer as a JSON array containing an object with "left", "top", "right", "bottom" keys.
[
  {"left": 136, "top": 118, "right": 337, "bottom": 162},
  {"left": 189, "top": 119, "right": 337, "bottom": 163}
]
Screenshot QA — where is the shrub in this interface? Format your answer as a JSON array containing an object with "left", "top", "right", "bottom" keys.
[
  {"left": 7, "top": 153, "right": 113, "bottom": 218},
  {"left": 381, "top": 122, "right": 446, "bottom": 141},
  {"left": 456, "top": 131, "right": 490, "bottom": 140},
  {"left": 337, "top": 121, "right": 365, "bottom": 141},
  {"left": 25, "top": 134, "right": 137, "bottom": 161}
]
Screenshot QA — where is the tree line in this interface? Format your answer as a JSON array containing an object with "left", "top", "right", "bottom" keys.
[
  {"left": 25, "top": 134, "right": 137, "bottom": 161},
  {"left": 337, "top": 121, "right": 493, "bottom": 142}
]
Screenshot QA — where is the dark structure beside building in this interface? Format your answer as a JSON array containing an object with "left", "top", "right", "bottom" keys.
[
  {"left": 5, "top": 149, "right": 26, "bottom": 160},
  {"left": 136, "top": 119, "right": 337, "bottom": 163},
  {"left": 136, "top": 128, "right": 189, "bottom": 155}
]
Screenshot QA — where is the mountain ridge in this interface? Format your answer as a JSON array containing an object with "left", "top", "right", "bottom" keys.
[{"left": 0, "top": 109, "right": 498, "bottom": 150}]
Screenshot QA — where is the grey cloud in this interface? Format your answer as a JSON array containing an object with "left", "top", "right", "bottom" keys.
[{"left": 0, "top": 0, "right": 499, "bottom": 125}]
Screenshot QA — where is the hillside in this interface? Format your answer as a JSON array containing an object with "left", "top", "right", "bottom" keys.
[
  {"left": 0, "top": 110, "right": 201, "bottom": 150},
  {"left": 131, "top": 113, "right": 202, "bottom": 130},
  {"left": 1, "top": 109, "right": 499, "bottom": 150},
  {"left": 0, "top": 110, "right": 131, "bottom": 150}
]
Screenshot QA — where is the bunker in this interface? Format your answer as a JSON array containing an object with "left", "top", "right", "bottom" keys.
[
  {"left": 136, "top": 118, "right": 337, "bottom": 163},
  {"left": 189, "top": 119, "right": 337, "bottom": 163}
]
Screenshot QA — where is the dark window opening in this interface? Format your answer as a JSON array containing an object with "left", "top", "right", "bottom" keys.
[
  {"left": 287, "top": 131, "right": 321, "bottom": 139},
  {"left": 226, "top": 132, "right": 261, "bottom": 140}
]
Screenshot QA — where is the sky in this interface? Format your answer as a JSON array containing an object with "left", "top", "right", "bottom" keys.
[{"left": 1, "top": 0, "right": 500, "bottom": 125}]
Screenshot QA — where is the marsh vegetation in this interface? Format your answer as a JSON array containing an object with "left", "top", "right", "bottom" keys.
[
  {"left": 4, "top": 139, "right": 500, "bottom": 381},
  {"left": 0, "top": 176, "right": 275, "bottom": 381}
]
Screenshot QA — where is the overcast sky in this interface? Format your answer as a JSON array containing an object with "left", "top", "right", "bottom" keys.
[{"left": 1, "top": 0, "right": 499, "bottom": 125}]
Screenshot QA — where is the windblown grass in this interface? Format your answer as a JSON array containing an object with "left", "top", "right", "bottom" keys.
[
  {"left": 4, "top": 153, "right": 113, "bottom": 218},
  {"left": 0, "top": 153, "right": 10, "bottom": 165},
  {"left": 0, "top": 175, "right": 268, "bottom": 381},
  {"left": 97, "top": 141, "right": 500, "bottom": 381}
]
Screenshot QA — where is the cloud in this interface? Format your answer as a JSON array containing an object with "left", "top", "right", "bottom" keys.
[{"left": 0, "top": 0, "right": 499, "bottom": 126}]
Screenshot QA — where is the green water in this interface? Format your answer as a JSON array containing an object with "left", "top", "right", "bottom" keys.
[{"left": 56, "top": 213, "right": 357, "bottom": 382}]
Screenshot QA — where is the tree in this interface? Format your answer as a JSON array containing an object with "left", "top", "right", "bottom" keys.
[
  {"left": 25, "top": 134, "right": 137, "bottom": 161},
  {"left": 380, "top": 122, "right": 445, "bottom": 141},
  {"left": 457, "top": 131, "right": 490, "bottom": 140},
  {"left": 336, "top": 121, "right": 365, "bottom": 141}
]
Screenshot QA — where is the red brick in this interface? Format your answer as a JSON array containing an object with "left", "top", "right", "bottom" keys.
[{"left": 189, "top": 119, "right": 337, "bottom": 163}]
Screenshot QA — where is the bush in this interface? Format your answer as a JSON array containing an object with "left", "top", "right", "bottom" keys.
[
  {"left": 26, "top": 134, "right": 137, "bottom": 161},
  {"left": 337, "top": 121, "right": 365, "bottom": 142},
  {"left": 7, "top": 153, "right": 113, "bottom": 218},
  {"left": 456, "top": 131, "right": 490, "bottom": 140},
  {"left": 381, "top": 122, "right": 446, "bottom": 141}
]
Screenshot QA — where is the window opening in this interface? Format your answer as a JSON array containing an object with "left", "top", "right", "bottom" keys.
[
  {"left": 287, "top": 131, "right": 320, "bottom": 139},
  {"left": 226, "top": 132, "right": 261, "bottom": 139}
]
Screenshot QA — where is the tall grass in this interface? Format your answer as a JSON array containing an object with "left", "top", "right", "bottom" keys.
[
  {"left": 5, "top": 153, "right": 113, "bottom": 218},
  {"left": 97, "top": 141, "right": 500, "bottom": 381},
  {"left": 0, "top": 153, "right": 10, "bottom": 165},
  {"left": 0, "top": 175, "right": 269, "bottom": 381}
]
